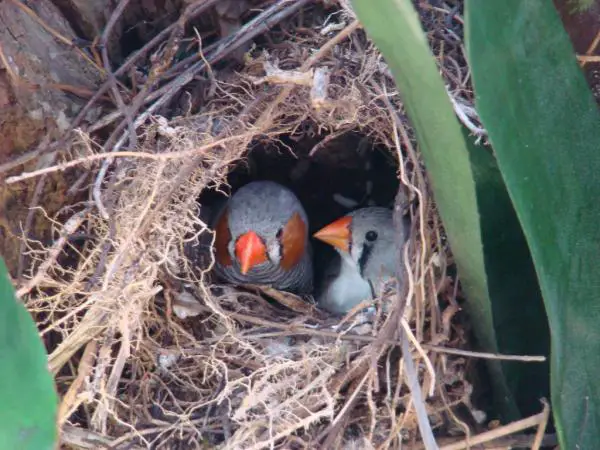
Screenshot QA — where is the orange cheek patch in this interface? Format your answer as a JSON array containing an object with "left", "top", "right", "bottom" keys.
[
  {"left": 280, "top": 212, "right": 307, "bottom": 271},
  {"left": 214, "top": 209, "right": 233, "bottom": 266}
]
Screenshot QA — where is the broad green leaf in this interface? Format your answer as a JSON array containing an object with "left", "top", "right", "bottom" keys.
[
  {"left": 464, "top": 130, "right": 550, "bottom": 418},
  {"left": 351, "top": 0, "right": 550, "bottom": 421},
  {"left": 0, "top": 258, "right": 58, "bottom": 449},
  {"left": 466, "top": 1, "right": 600, "bottom": 447}
]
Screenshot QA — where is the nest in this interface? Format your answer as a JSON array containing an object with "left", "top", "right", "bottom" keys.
[{"left": 7, "top": 1, "right": 492, "bottom": 448}]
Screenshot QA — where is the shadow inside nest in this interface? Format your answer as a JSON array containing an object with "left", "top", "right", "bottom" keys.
[{"left": 188, "top": 127, "right": 402, "bottom": 312}]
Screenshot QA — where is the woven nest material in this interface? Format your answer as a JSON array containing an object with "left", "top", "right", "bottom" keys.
[{"left": 10, "top": 1, "right": 485, "bottom": 449}]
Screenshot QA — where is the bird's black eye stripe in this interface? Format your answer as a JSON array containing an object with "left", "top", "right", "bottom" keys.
[
  {"left": 359, "top": 230, "right": 378, "bottom": 276},
  {"left": 276, "top": 228, "right": 283, "bottom": 240},
  {"left": 365, "top": 230, "right": 378, "bottom": 242},
  {"left": 358, "top": 243, "right": 373, "bottom": 277}
]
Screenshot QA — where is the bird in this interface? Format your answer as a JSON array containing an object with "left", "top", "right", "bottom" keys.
[
  {"left": 211, "top": 180, "right": 313, "bottom": 294},
  {"left": 312, "top": 207, "right": 407, "bottom": 314}
]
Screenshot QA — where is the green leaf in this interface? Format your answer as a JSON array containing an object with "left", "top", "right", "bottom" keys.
[
  {"left": 350, "top": 0, "right": 550, "bottom": 421},
  {"left": 464, "top": 130, "right": 550, "bottom": 418},
  {"left": 466, "top": 1, "right": 600, "bottom": 447},
  {"left": 0, "top": 258, "right": 58, "bottom": 449}
]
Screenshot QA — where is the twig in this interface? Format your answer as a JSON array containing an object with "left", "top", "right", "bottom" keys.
[
  {"left": 246, "top": 408, "right": 332, "bottom": 450},
  {"left": 16, "top": 152, "right": 55, "bottom": 282},
  {"left": 89, "top": 0, "right": 307, "bottom": 218},
  {"left": 401, "top": 317, "right": 435, "bottom": 397},
  {"left": 57, "top": 340, "right": 98, "bottom": 426},
  {"left": 100, "top": 0, "right": 136, "bottom": 153},
  {"left": 255, "top": 19, "right": 361, "bottom": 129},
  {"left": 402, "top": 328, "right": 438, "bottom": 449},
  {"left": 436, "top": 382, "right": 471, "bottom": 447},
  {"left": 242, "top": 329, "right": 546, "bottom": 362},
  {"left": 419, "top": 433, "right": 557, "bottom": 449},
  {"left": 16, "top": 208, "right": 88, "bottom": 297},
  {"left": 46, "top": 82, "right": 111, "bottom": 99},
  {"left": 6, "top": 132, "right": 260, "bottom": 184},
  {"left": 158, "top": 35, "right": 220, "bottom": 81},
  {"left": 303, "top": 19, "right": 361, "bottom": 69},
  {"left": 253, "top": 59, "right": 314, "bottom": 86},
  {"left": 579, "top": 30, "right": 600, "bottom": 67},
  {"left": 61, "top": 424, "right": 128, "bottom": 450},
  {"left": 180, "top": 303, "right": 547, "bottom": 362},
  {"left": 193, "top": 27, "right": 217, "bottom": 99},
  {"left": 577, "top": 54, "right": 600, "bottom": 63},
  {"left": 93, "top": 302, "right": 134, "bottom": 431},
  {"left": 14, "top": 0, "right": 218, "bottom": 180},
  {"left": 85, "top": 205, "right": 116, "bottom": 291},
  {"left": 49, "top": 306, "right": 108, "bottom": 374},
  {"left": 308, "top": 128, "right": 352, "bottom": 156},
  {"left": 67, "top": 0, "right": 220, "bottom": 135},
  {"left": 310, "top": 66, "right": 331, "bottom": 110},
  {"left": 93, "top": 0, "right": 158, "bottom": 218},
  {"left": 318, "top": 371, "right": 370, "bottom": 449},
  {"left": 419, "top": 346, "right": 543, "bottom": 362},
  {"left": 439, "top": 409, "right": 548, "bottom": 450},
  {"left": 394, "top": 189, "right": 438, "bottom": 450},
  {"left": 88, "top": 0, "right": 311, "bottom": 133},
  {"left": 93, "top": 0, "right": 193, "bottom": 217},
  {"left": 531, "top": 399, "right": 551, "bottom": 450},
  {"left": 584, "top": 30, "right": 600, "bottom": 55}
]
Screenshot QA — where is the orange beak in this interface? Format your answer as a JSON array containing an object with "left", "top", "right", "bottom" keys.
[
  {"left": 235, "top": 231, "right": 268, "bottom": 274},
  {"left": 313, "top": 216, "right": 352, "bottom": 253}
]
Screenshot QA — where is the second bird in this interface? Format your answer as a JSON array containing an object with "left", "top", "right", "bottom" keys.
[
  {"left": 212, "top": 180, "right": 313, "bottom": 294},
  {"left": 313, "top": 207, "right": 405, "bottom": 314}
]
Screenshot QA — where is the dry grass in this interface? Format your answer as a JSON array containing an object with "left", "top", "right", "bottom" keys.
[{"left": 4, "top": 1, "right": 538, "bottom": 449}]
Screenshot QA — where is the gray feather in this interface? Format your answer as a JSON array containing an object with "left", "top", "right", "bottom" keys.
[
  {"left": 317, "top": 206, "right": 409, "bottom": 313},
  {"left": 213, "top": 181, "right": 313, "bottom": 294}
]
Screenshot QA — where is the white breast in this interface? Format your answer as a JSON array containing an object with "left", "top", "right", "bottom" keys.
[{"left": 317, "top": 252, "right": 373, "bottom": 314}]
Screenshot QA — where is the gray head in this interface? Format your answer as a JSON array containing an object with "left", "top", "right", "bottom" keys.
[
  {"left": 313, "top": 207, "right": 399, "bottom": 280},
  {"left": 214, "top": 181, "right": 310, "bottom": 275}
]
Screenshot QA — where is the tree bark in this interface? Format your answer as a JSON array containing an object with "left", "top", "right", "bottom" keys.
[{"left": 0, "top": 0, "right": 102, "bottom": 276}]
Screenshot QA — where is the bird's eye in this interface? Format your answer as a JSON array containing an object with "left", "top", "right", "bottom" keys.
[
  {"left": 365, "top": 230, "right": 378, "bottom": 242},
  {"left": 276, "top": 228, "right": 283, "bottom": 240}
]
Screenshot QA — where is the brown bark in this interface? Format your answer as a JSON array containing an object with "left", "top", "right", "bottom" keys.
[{"left": 0, "top": 0, "right": 102, "bottom": 276}]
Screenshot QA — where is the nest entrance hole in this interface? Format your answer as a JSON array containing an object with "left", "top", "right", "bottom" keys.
[{"left": 199, "top": 126, "right": 400, "bottom": 282}]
